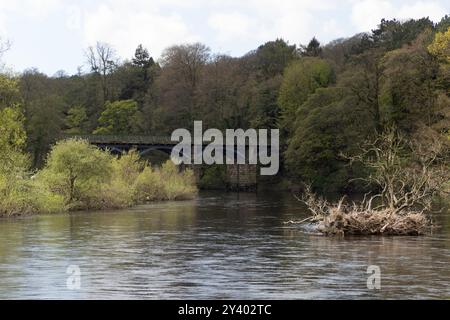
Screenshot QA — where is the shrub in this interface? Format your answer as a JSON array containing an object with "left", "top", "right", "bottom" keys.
[
  {"left": 1, "top": 139, "right": 198, "bottom": 216},
  {"left": 42, "top": 139, "right": 112, "bottom": 208},
  {"left": 28, "top": 179, "right": 66, "bottom": 214},
  {"left": 95, "top": 179, "right": 136, "bottom": 209},
  {"left": 135, "top": 166, "right": 164, "bottom": 201},
  {"left": 158, "top": 161, "right": 197, "bottom": 200},
  {"left": 92, "top": 151, "right": 145, "bottom": 209},
  {"left": 135, "top": 161, "right": 197, "bottom": 202},
  {"left": 111, "top": 150, "right": 145, "bottom": 186},
  {"left": 199, "top": 165, "right": 226, "bottom": 190},
  {"left": 0, "top": 171, "right": 65, "bottom": 216},
  {"left": 0, "top": 173, "right": 33, "bottom": 216}
]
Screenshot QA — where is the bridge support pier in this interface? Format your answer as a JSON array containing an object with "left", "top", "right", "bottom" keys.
[
  {"left": 226, "top": 164, "right": 257, "bottom": 192},
  {"left": 181, "top": 164, "right": 257, "bottom": 192}
]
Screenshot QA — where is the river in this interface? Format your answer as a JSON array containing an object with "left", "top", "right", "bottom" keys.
[{"left": 0, "top": 191, "right": 449, "bottom": 299}]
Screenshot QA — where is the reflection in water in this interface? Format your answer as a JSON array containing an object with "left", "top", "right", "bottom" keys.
[{"left": 0, "top": 191, "right": 449, "bottom": 299}]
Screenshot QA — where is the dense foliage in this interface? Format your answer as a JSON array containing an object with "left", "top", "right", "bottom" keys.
[
  {"left": 0, "top": 138, "right": 197, "bottom": 216},
  {"left": 0, "top": 74, "right": 196, "bottom": 216},
  {"left": 37, "top": 140, "right": 197, "bottom": 211},
  {"left": 1, "top": 15, "right": 449, "bottom": 194}
]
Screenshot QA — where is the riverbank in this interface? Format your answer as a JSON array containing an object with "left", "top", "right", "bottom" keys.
[{"left": 0, "top": 139, "right": 197, "bottom": 217}]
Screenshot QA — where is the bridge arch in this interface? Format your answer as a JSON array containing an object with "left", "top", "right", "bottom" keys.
[{"left": 139, "top": 146, "right": 173, "bottom": 157}]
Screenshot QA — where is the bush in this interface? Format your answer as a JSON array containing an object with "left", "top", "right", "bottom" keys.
[
  {"left": 199, "top": 165, "right": 226, "bottom": 190},
  {"left": 135, "top": 166, "right": 164, "bottom": 201},
  {"left": 158, "top": 161, "right": 197, "bottom": 200},
  {"left": 0, "top": 107, "right": 66, "bottom": 216},
  {"left": 95, "top": 179, "right": 136, "bottom": 209},
  {"left": 1, "top": 139, "right": 198, "bottom": 216},
  {"left": 41, "top": 139, "right": 112, "bottom": 209},
  {"left": 92, "top": 151, "right": 144, "bottom": 209},
  {"left": 111, "top": 150, "right": 145, "bottom": 186},
  {"left": 29, "top": 181, "right": 66, "bottom": 214},
  {"left": 135, "top": 161, "right": 197, "bottom": 201},
  {"left": 0, "top": 173, "right": 34, "bottom": 216},
  {"left": 0, "top": 171, "right": 65, "bottom": 216}
]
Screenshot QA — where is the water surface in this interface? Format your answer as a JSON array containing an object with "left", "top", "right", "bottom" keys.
[{"left": 0, "top": 192, "right": 449, "bottom": 299}]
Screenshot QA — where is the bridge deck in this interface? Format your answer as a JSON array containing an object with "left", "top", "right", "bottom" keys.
[
  {"left": 62, "top": 135, "right": 270, "bottom": 147},
  {"left": 63, "top": 135, "right": 178, "bottom": 145}
]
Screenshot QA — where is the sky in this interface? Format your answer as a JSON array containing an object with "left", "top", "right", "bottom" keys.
[{"left": 0, "top": 0, "right": 448, "bottom": 75}]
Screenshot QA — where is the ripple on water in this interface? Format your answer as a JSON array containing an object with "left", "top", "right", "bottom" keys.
[{"left": 0, "top": 191, "right": 449, "bottom": 299}]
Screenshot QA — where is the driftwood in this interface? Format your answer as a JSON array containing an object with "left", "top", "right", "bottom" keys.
[
  {"left": 291, "top": 187, "right": 430, "bottom": 236},
  {"left": 290, "top": 128, "right": 448, "bottom": 236},
  {"left": 316, "top": 208, "right": 428, "bottom": 236}
]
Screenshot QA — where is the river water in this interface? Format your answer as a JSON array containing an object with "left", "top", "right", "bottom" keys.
[{"left": 0, "top": 191, "right": 449, "bottom": 300}]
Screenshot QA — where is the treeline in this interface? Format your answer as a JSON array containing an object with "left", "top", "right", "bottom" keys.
[
  {"left": 0, "top": 69, "right": 197, "bottom": 216},
  {"left": 0, "top": 135, "right": 197, "bottom": 216},
  {"left": 1, "top": 16, "right": 450, "bottom": 193}
]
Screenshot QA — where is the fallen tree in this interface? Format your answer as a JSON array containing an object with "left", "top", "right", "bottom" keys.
[{"left": 290, "top": 128, "right": 449, "bottom": 236}]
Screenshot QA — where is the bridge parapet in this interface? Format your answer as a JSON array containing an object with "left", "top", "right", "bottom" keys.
[
  {"left": 62, "top": 135, "right": 177, "bottom": 145},
  {"left": 61, "top": 134, "right": 270, "bottom": 147}
]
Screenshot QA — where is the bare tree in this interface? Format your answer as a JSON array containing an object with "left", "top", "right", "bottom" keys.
[
  {"left": 158, "top": 43, "right": 211, "bottom": 127},
  {"left": 85, "top": 42, "right": 118, "bottom": 104},
  {"left": 160, "top": 43, "right": 210, "bottom": 89},
  {"left": 291, "top": 128, "right": 449, "bottom": 235},
  {"left": 347, "top": 127, "right": 448, "bottom": 215}
]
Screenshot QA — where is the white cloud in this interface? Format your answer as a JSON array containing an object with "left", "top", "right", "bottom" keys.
[
  {"left": 0, "top": 13, "right": 7, "bottom": 37},
  {"left": 82, "top": 1, "right": 200, "bottom": 60},
  {"left": 321, "top": 19, "right": 345, "bottom": 40},
  {"left": 1, "top": 0, "right": 449, "bottom": 73},
  {"left": 0, "top": 0, "right": 62, "bottom": 37},
  {"left": 206, "top": 0, "right": 337, "bottom": 54},
  {"left": 66, "top": 5, "right": 83, "bottom": 31},
  {"left": 79, "top": 0, "right": 343, "bottom": 59},
  {"left": 0, "top": 0, "right": 61, "bottom": 18},
  {"left": 351, "top": 0, "right": 395, "bottom": 32},
  {"left": 398, "top": 1, "right": 447, "bottom": 22},
  {"left": 351, "top": 0, "right": 449, "bottom": 32},
  {"left": 208, "top": 12, "right": 255, "bottom": 43}
]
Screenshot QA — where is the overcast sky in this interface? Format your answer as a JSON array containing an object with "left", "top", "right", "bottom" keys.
[{"left": 0, "top": 0, "right": 448, "bottom": 75}]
